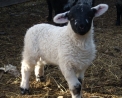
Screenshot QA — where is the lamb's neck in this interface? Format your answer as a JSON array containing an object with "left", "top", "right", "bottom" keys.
[
  {"left": 67, "top": 22, "right": 93, "bottom": 39},
  {"left": 66, "top": 22, "right": 94, "bottom": 49}
]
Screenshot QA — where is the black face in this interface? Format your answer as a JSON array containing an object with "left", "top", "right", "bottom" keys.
[{"left": 67, "top": 4, "right": 96, "bottom": 35}]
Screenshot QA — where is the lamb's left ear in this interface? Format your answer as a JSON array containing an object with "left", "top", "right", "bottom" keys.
[
  {"left": 92, "top": 4, "right": 108, "bottom": 17},
  {"left": 53, "top": 11, "right": 69, "bottom": 24}
]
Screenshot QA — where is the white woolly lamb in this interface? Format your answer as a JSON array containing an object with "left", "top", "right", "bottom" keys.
[{"left": 20, "top": 4, "right": 108, "bottom": 98}]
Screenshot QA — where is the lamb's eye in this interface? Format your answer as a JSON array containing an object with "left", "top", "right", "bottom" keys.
[
  {"left": 86, "top": 19, "right": 89, "bottom": 23},
  {"left": 75, "top": 20, "right": 77, "bottom": 25}
]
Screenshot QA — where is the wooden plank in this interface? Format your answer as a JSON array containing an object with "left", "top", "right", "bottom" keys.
[{"left": 0, "top": 0, "right": 30, "bottom": 7}]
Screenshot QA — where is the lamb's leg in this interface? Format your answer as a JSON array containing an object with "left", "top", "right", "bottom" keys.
[
  {"left": 20, "top": 60, "right": 35, "bottom": 95},
  {"left": 35, "top": 60, "right": 45, "bottom": 82},
  {"left": 76, "top": 70, "right": 86, "bottom": 98},
  {"left": 59, "top": 64, "right": 82, "bottom": 98},
  {"left": 77, "top": 69, "right": 87, "bottom": 84}
]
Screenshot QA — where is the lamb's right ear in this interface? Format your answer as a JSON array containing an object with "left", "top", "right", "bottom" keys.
[{"left": 53, "top": 11, "right": 69, "bottom": 24}]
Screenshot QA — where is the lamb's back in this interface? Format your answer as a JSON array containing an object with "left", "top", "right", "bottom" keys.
[{"left": 24, "top": 23, "right": 66, "bottom": 65}]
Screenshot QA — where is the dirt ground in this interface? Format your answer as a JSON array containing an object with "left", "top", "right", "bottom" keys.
[{"left": 0, "top": 0, "right": 122, "bottom": 98}]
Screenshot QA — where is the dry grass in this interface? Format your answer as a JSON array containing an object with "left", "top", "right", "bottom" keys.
[{"left": 0, "top": 0, "right": 122, "bottom": 98}]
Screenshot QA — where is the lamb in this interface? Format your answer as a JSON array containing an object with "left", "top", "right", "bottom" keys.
[
  {"left": 116, "top": 0, "right": 122, "bottom": 25},
  {"left": 46, "top": 0, "right": 95, "bottom": 21},
  {"left": 20, "top": 3, "right": 108, "bottom": 98}
]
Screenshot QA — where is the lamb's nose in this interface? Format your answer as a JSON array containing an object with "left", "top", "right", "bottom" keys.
[
  {"left": 80, "top": 27, "right": 84, "bottom": 30},
  {"left": 79, "top": 24, "right": 85, "bottom": 30}
]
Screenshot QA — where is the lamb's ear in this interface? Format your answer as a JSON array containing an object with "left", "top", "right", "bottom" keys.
[
  {"left": 53, "top": 11, "right": 69, "bottom": 24},
  {"left": 92, "top": 4, "right": 108, "bottom": 17}
]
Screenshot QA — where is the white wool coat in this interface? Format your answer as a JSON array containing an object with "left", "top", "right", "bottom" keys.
[{"left": 22, "top": 22, "right": 96, "bottom": 74}]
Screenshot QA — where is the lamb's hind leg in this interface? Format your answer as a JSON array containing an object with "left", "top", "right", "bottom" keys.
[
  {"left": 35, "top": 58, "right": 46, "bottom": 82},
  {"left": 20, "top": 59, "right": 35, "bottom": 95}
]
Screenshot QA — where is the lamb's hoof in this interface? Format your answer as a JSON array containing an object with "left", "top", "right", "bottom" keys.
[
  {"left": 20, "top": 88, "right": 30, "bottom": 95},
  {"left": 36, "top": 76, "right": 45, "bottom": 82}
]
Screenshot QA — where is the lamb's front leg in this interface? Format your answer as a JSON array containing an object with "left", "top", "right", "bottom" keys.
[
  {"left": 77, "top": 68, "right": 87, "bottom": 84},
  {"left": 59, "top": 64, "right": 82, "bottom": 98},
  {"left": 76, "top": 70, "right": 87, "bottom": 96}
]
